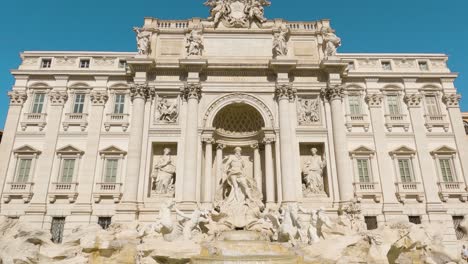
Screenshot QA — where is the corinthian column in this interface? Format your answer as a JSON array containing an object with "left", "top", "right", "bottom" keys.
[
  {"left": 323, "top": 84, "right": 353, "bottom": 201},
  {"left": 275, "top": 83, "right": 297, "bottom": 204},
  {"left": 121, "top": 83, "right": 152, "bottom": 211},
  {"left": 181, "top": 82, "right": 202, "bottom": 205}
]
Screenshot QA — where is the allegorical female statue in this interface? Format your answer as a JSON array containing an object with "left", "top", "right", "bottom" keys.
[
  {"left": 152, "top": 148, "right": 176, "bottom": 195},
  {"left": 133, "top": 27, "right": 152, "bottom": 55},
  {"left": 302, "top": 148, "right": 327, "bottom": 195}
]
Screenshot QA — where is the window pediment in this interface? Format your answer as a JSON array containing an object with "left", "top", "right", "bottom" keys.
[
  {"left": 13, "top": 145, "right": 41, "bottom": 155},
  {"left": 99, "top": 146, "right": 127, "bottom": 156},
  {"left": 430, "top": 146, "right": 456, "bottom": 156},
  {"left": 389, "top": 146, "right": 416, "bottom": 156},
  {"left": 350, "top": 146, "right": 375, "bottom": 156},
  {"left": 56, "top": 145, "right": 84, "bottom": 156}
]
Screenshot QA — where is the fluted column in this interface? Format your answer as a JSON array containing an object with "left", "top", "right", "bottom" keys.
[
  {"left": 275, "top": 83, "right": 297, "bottom": 204},
  {"left": 202, "top": 137, "right": 214, "bottom": 204},
  {"left": 121, "top": 83, "right": 152, "bottom": 208},
  {"left": 323, "top": 84, "right": 353, "bottom": 201},
  {"left": 263, "top": 137, "right": 275, "bottom": 205},
  {"left": 216, "top": 143, "right": 226, "bottom": 187},
  {"left": 251, "top": 143, "right": 262, "bottom": 192},
  {"left": 181, "top": 83, "right": 202, "bottom": 204}
]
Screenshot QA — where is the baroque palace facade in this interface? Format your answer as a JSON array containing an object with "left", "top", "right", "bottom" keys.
[{"left": 0, "top": 0, "right": 467, "bottom": 245}]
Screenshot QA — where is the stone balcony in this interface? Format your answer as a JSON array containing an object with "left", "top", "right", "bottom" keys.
[
  {"left": 424, "top": 114, "right": 450, "bottom": 132},
  {"left": 384, "top": 114, "right": 410, "bottom": 132},
  {"left": 104, "top": 114, "right": 130, "bottom": 132},
  {"left": 437, "top": 182, "right": 468, "bottom": 202},
  {"left": 63, "top": 113, "right": 88, "bottom": 131},
  {"left": 93, "top": 183, "right": 123, "bottom": 203},
  {"left": 21, "top": 113, "right": 47, "bottom": 131},
  {"left": 353, "top": 182, "right": 382, "bottom": 203},
  {"left": 2, "top": 182, "right": 34, "bottom": 203},
  {"left": 395, "top": 182, "right": 425, "bottom": 203},
  {"left": 48, "top": 182, "right": 79, "bottom": 203},
  {"left": 345, "top": 114, "right": 370, "bottom": 132}
]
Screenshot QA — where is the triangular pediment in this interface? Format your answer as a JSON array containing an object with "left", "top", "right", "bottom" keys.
[
  {"left": 350, "top": 146, "right": 375, "bottom": 156},
  {"left": 99, "top": 145, "right": 127, "bottom": 156},
  {"left": 430, "top": 146, "right": 456, "bottom": 156},
  {"left": 13, "top": 145, "right": 41, "bottom": 155},
  {"left": 56, "top": 145, "right": 84, "bottom": 155},
  {"left": 389, "top": 146, "right": 416, "bottom": 156}
]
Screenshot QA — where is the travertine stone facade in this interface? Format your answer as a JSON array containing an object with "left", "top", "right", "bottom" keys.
[{"left": 0, "top": 2, "right": 467, "bottom": 250}]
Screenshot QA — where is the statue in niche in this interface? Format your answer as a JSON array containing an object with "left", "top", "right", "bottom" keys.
[
  {"left": 322, "top": 27, "right": 341, "bottom": 59},
  {"left": 298, "top": 98, "right": 320, "bottom": 125},
  {"left": 133, "top": 27, "right": 152, "bottom": 55},
  {"left": 302, "top": 148, "right": 327, "bottom": 196},
  {"left": 204, "top": 0, "right": 231, "bottom": 27},
  {"left": 152, "top": 148, "right": 176, "bottom": 195},
  {"left": 273, "top": 26, "right": 290, "bottom": 57},
  {"left": 186, "top": 29, "right": 204, "bottom": 57},
  {"left": 245, "top": 0, "right": 271, "bottom": 24},
  {"left": 156, "top": 97, "right": 179, "bottom": 123}
]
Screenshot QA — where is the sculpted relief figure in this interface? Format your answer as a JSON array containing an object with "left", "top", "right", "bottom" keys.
[
  {"left": 175, "top": 207, "right": 210, "bottom": 240},
  {"left": 133, "top": 27, "right": 152, "bottom": 55},
  {"left": 245, "top": 0, "right": 271, "bottom": 24},
  {"left": 204, "top": 0, "right": 231, "bottom": 27},
  {"left": 273, "top": 26, "right": 290, "bottom": 57},
  {"left": 322, "top": 27, "right": 341, "bottom": 59},
  {"left": 152, "top": 148, "right": 176, "bottom": 195},
  {"left": 298, "top": 98, "right": 320, "bottom": 125},
  {"left": 156, "top": 97, "right": 179, "bottom": 123},
  {"left": 302, "top": 148, "right": 327, "bottom": 195},
  {"left": 186, "top": 29, "right": 204, "bottom": 57}
]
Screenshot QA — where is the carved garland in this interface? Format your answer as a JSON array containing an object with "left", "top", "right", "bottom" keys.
[
  {"left": 49, "top": 91, "right": 68, "bottom": 105},
  {"left": 404, "top": 93, "right": 423, "bottom": 108},
  {"left": 275, "top": 83, "right": 296, "bottom": 102},
  {"left": 8, "top": 91, "right": 28, "bottom": 105},
  {"left": 442, "top": 93, "right": 461, "bottom": 108}
]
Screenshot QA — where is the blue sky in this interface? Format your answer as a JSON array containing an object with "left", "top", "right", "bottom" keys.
[{"left": 0, "top": 0, "right": 467, "bottom": 129}]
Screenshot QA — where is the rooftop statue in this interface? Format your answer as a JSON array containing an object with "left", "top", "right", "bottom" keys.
[{"left": 204, "top": 0, "right": 271, "bottom": 28}]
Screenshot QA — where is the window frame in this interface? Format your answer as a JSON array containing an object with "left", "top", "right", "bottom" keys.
[
  {"left": 423, "top": 94, "right": 441, "bottom": 116},
  {"left": 31, "top": 92, "right": 47, "bottom": 114},
  {"left": 390, "top": 146, "right": 419, "bottom": 184},
  {"left": 15, "top": 158, "right": 33, "bottom": 183},
  {"left": 54, "top": 145, "right": 84, "bottom": 184},
  {"left": 79, "top": 59, "right": 91, "bottom": 69},
  {"left": 72, "top": 93, "right": 86, "bottom": 114},
  {"left": 40, "top": 58, "right": 52, "bottom": 69},
  {"left": 430, "top": 146, "right": 460, "bottom": 183},
  {"left": 397, "top": 158, "right": 415, "bottom": 183},
  {"left": 99, "top": 146, "right": 127, "bottom": 185},
  {"left": 347, "top": 94, "right": 363, "bottom": 116},
  {"left": 10, "top": 146, "right": 41, "bottom": 184},
  {"left": 350, "top": 146, "right": 376, "bottom": 184},
  {"left": 113, "top": 93, "right": 126, "bottom": 114},
  {"left": 385, "top": 94, "right": 402, "bottom": 116}
]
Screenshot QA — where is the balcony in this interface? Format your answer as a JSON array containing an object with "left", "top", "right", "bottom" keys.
[
  {"left": 424, "top": 115, "right": 449, "bottom": 132},
  {"left": 395, "top": 182, "right": 425, "bottom": 203},
  {"left": 384, "top": 114, "right": 410, "bottom": 132},
  {"left": 63, "top": 113, "right": 88, "bottom": 131},
  {"left": 353, "top": 182, "right": 382, "bottom": 203},
  {"left": 104, "top": 114, "right": 129, "bottom": 132},
  {"left": 345, "top": 114, "right": 370, "bottom": 132},
  {"left": 93, "top": 183, "right": 123, "bottom": 203},
  {"left": 437, "top": 182, "right": 468, "bottom": 202},
  {"left": 21, "top": 113, "right": 47, "bottom": 131},
  {"left": 48, "top": 182, "right": 79, "bottom": 203},
  {"left": 2, "top": 182, "right": 34, "bottom": 203}
]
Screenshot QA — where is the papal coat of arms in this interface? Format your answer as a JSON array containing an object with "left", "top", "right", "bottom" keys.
[{"left": 204, "top": 0, "right": 271, "bottom": 28}]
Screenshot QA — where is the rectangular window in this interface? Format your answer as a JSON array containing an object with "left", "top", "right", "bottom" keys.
[
  {"left": 409, "top": 216, "right": 422, "bottom": 225},
  {"left": 364, "top": 216, "right": 378, "bottom": 230},
  {"left": 387, "top": 95, "right": 401, "bottom": 115},
  {"left": 98, "top": 217, "right": 112, "bottom": 230},
  {"left": 60, "top": 159, "right": 76, "bottom": 183},
  {"left": 73, "top": 94, "right": 86, "bottom": 114},
  {"left": 41, "top": 59, "right": 52, "bottom": 68},
  {"left": 79, "top": 59, "right": 90, "bottom": 68},
  {"left": 51, "top": 217, "right": 65, "bottom": 244},
  {"left": 348, "top": 95, "right": 362, "bottom": 115},
  {"left": 357, "top": 159, "right": 370, "bottom": 183},
  {"left": 382, "top": 61, "right": 392, "bottom": 71},
  {"left": 425, "top": 95, "right": 440, "bottom": 116},
  {"left": 398, "top": 159, "right": 413, "bottom": 183},
  {"left": 114, "top": 94, "right": 125, "bottom": 114},
  {"left": 104, "top": 159, "right": 118, "bottom": 183},
  {"left": 32, "top": 93, "right": 46, "bottom": 113},
  {"left": 118, "top": 60, "right": 127, "bottom": 69},
  {"left": 418, "top": 61, "right": 429, "bottom": 71},
  {"left": 439, "top": 158, "right": 454, "bottom": 182},
  {"left": 453, "top": 216, "right": 465, "bottom": 240},
  {"left": 16, "top": 159, "right": 32, "bottom": 183}
]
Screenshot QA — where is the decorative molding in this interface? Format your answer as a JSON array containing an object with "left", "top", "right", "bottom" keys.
[
  {"left": 90, "top": 91, "right": 109, "bottom": 105},
  {"left": 181, "top": 82, "right": 202, "bottom": 101},
  {"left": 49, "top": 91, "right": 68, "bottom": 105},
  {"left": 442, "top": 93, "right": 461, "bottom": 108},
  {"left": 8, "top": 91, "right": 28, "bottom": 106},
  {"left": 321, "top": 85, "right": 344, "bottom": 102},
  {"left": 275, "top": 83, "right": 296, "bottom": 102},
  {"left": 365, "top": 93, "right": 383, "bottom": 108},
  {"left": 130, "top": 83, "right": 153, "bottom": 101},
  {"left": 404, "top": 93, "right": 423, "bottom": 108}
]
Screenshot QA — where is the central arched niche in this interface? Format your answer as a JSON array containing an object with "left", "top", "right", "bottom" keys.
[{"left": 213, "top": 103, "right": 265, "bottom": 138}]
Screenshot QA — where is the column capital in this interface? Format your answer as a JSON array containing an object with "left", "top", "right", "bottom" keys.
[
  {"left": 216, "top": 143, "right": 226, "bottom": 150},
  {"left": 181, "top": 82, "right": 202, "bottom": 101},
  {"left": 130, "top": 83, "right": 154, "bottom": 101},
  {"left": 263, "top": 137, "right": 276, "bottom": 144},
  {"left": 49, "top": 91, "right": 68, "bottom": 106},
  {"left": 404, "top": 93, "right": 423, "bottom": 108},
  {"left": 275, "top": 83, "right": 296, "bottom": 102},
  {"left": 321, "top": 84, "right": 344, "bottom": 102},
  {"left": 90, "top": 91, "right": 109, "bottom": 105},
  {"left": 250, "top": 143, "right": 260, "bottom": 149},
  {"left": 8, "top": 91, "right": 28, "bottom": 106},
  {"left": 365, "top": 93, "right": 384, "bottom": 108},
  {"left": 442, "top": 93, "right": 462, "bottom": 108},
  {"left": 202, "top": 137, "right": 215, "bottom": 144}
]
